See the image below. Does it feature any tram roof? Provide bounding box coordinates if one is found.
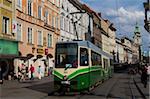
[57,40,113,59]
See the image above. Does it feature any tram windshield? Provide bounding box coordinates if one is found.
[55,43,78,68]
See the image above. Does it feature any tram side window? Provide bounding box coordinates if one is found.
[80,48,89,66]
[91,51,102,66]
[103,58,108,69]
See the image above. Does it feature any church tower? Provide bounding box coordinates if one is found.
[133,23,142,63]
[133,23,141,45]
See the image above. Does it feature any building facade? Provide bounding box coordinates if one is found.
[115,38,124,63]
[101,18,110,54]
[14,0,60,77]
[0,0,18,79]
[91,11,102,49]
[108,23,116,60]
[121,37,133,64]
[82,4,93,42]
[59,0,91,41]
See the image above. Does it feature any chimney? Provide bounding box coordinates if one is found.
[98,13,101,17]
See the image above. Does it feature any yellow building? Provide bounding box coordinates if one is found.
[0,0,18,79]
[0,0,13,39]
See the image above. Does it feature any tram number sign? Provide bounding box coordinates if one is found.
[61,81,70,85]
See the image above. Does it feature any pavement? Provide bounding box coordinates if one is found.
[0,73,149,99]
[133,74,150,99]
[0,75,54,99]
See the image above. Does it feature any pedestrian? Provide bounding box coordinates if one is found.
[38,66,41,80]
[21,64,26,81]
[48,58,54,75]
[141,66,148,88]
[147,64,150,75]
[18,66,21,81]
[0,65,3,84]
[30,64,34,80]
[25,66,28,78]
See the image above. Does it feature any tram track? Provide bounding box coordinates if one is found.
[129,75,136,99]
[133,77,147,99]
[128,75,146,99]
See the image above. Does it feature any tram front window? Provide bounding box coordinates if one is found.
[55,43,78,68]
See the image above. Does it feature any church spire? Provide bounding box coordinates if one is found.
[133,22,141,45]
[134,22,140,34]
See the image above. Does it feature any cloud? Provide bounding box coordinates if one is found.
[106,7,144,24]
[81,0,149,51]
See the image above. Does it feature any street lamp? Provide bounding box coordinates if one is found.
[144,0,150,33]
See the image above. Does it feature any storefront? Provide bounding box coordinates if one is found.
[0,39,18,79]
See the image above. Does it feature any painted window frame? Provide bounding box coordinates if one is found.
[17,0,22,10]
[44,10,49,24]
[27,27,33,44]
[17,23,22,41]
[2,16,10,34]
[27,0,32,16]
[38,5,42,19]
[37,30,43,46]
[47,33,52,48]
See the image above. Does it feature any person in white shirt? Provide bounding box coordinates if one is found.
[147,65,150,75]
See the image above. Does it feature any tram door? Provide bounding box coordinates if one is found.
[80,47,90,90]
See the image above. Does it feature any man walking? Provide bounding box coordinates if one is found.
[141,66,148,88]
[30,64,34,80]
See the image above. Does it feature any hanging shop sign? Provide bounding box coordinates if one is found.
[37,48,44,54]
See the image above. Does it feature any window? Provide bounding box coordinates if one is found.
[55,16,58,29]
[38,6,42,19]
[52,16,55,27]
[44,10,49,24]
[60,15,64,29]
[17,23,22,41]
[103,58,109,69]
[64,18,66,31]
[55,43,78,68]
[27,27,32,44]
[56,0,59,7]
[69,21,71,33]
[17,0,22,9]
[48,33,52,47]
[28,0,32,16]
[91,51,102,66]
[80,48,89,66]
[2,17,10,34]
[38,31,43,46]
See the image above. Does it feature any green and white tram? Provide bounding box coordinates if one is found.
[54,41,113,92]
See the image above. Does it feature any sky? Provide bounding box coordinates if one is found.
[81,0,150,52]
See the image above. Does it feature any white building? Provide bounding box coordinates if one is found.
[115,38,125,63]
[59,0,91,41]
